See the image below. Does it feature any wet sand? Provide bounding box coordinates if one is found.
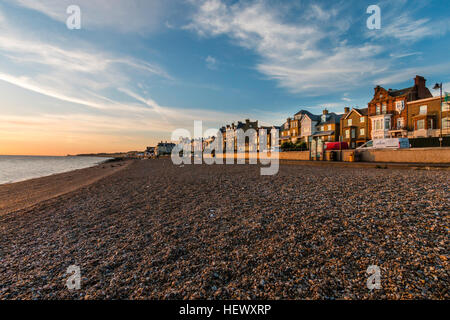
[0,160,131,215]
[0,159,448,300]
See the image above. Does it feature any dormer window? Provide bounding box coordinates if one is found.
[321,115,327,122]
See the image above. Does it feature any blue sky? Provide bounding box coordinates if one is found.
[0,0,449,155]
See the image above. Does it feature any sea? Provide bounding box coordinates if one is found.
[0,156,112,185]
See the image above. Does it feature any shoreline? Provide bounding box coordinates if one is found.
[0,160,131,216]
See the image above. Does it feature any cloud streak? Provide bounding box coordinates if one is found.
[186,0,449,95]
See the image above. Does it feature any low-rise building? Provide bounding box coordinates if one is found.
[145,146,155,157]
[407,96,450,138]
[312,109,342,143]
[298,110,321,148]
[221,119,259,152]
[340,107,370,148]
[156,142,175,156]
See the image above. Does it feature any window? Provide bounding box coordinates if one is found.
[376,105,381,115]
[417,119,425,130]
[321,126,324,131]
[397,118,404,129]
[348,119,353,126]
[442,117,450,129]
[328,125,332,131]
[345,129,350,138]
[382,103,387,114]
[373,120,380,130]
[360,117,365,123]
[322,115,327,122]
[419,105,427,115]
[351,129,356,139]
[360,128,365,136]
[443,103,450,112]
[385,119,390,130]
[395,101,405,113]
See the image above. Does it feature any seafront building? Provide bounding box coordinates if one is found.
[407,96,450,138]
[156,142,176,156]
[280,110,321,148]
[367,75,433,140]
[340,107,370,148]
[191,75,449,153]
[312,110,342,142]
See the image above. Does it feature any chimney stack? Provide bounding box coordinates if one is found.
[414,75,428,99]
[323,109,329,115]
[344,107,350,114]
[414,75,426,87]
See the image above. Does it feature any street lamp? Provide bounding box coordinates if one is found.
[433,83,443,148]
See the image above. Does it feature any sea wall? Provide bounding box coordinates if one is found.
[210,148,450,164]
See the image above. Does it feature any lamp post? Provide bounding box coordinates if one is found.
[433,83,443,148]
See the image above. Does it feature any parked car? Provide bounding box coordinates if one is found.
[357,138,410,150]
[324,142,349,150]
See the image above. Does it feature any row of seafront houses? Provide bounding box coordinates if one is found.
[148,75,449,156]
[279,75,449,150]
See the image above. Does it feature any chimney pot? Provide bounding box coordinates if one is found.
[323,109,329,115]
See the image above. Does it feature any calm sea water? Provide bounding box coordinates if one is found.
[0,156,112,185]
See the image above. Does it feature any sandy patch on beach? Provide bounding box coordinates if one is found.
[0,160,131,215]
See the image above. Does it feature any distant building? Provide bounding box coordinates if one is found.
[312,109,342,143]
[156,142,175,156]
[280,109,321,147]
[258,125,281,151]
[145,146,155,157]
[221,119,259,152]
[340,107,370,148]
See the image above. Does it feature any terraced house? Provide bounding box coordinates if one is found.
[312,110,342,143]
[368,75,433,139]
[280,111,302,144]
[407,96,450,138]
[299,110,321,148]
[340,107,370,148]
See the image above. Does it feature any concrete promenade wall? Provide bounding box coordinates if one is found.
[210,148,450,164]
[356,147,450,164]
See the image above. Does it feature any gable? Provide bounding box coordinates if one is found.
[344,109,363,119]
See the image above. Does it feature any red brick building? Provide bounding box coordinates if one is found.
[368,75,433,139]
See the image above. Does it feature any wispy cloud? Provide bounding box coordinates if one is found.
[205,55,218,70]
[7,0,182,34]
[186,0,387,94]
[186,0,450,95]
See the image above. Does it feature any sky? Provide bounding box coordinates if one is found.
[0,0,449,155]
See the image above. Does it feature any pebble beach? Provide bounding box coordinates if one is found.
[0,159,448,300]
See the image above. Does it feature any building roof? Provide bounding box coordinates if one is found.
[355,107,369,116]
[295,109,321,121]
[388,87,414,97]
[343,107,368,119]
[317,113,342,125]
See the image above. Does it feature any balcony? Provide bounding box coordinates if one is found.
[411,129,440,138]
